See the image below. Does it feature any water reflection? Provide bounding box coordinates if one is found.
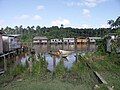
[20,44,96,71]
[33,44,96,53]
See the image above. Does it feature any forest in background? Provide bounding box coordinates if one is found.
[0,17,120,42]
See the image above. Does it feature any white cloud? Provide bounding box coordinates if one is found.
[33,15,42,20]
[100,23,110,28]
[0,19,5,28]
[65,2,81,7]
[37,5,44,11]
[82,9,91,18]
[83,0,107,7]
[80,24,93,28]
[51,18,70,26]
[0,19,5,25]
[14,14,30,19]
[75,23,110,29]
[14,14,42,21]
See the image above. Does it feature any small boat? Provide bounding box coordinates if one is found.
[59,50,73,57]
[49,51,61,57]
[49,50,73,58]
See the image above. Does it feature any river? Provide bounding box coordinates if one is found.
[31,44,97,71]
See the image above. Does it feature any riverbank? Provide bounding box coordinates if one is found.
[0,50,120,90]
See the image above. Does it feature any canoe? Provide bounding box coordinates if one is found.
[59,50,73,57]
[49,50,73,57]
[49,51,61,57]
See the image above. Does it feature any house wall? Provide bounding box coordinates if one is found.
[63,38,75,43]
[77,38,88,43]
[89,39,95,43]
[33,39,39,44]
[41,40,48,43]
[0,34,3,54]
[3,35,21,52]
[2,36,9,52]
[12,37,21,49]
[9,36,15,51]
[50,39,62,43]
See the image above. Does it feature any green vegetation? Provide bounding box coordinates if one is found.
[0,16,119,43]
[0,47,120,90]
[55,59,67,79]
[0,17,120,90]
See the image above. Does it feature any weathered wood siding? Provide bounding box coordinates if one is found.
[2,36,9,52]
[77,38,88,43]
[0,34,3,54]
[3,35,21,52]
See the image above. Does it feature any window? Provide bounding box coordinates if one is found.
[11,39,13,42]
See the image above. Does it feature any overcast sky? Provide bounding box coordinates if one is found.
[0,0,120,28]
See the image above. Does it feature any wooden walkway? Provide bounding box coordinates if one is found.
[85,61,114,90]
[0,51,17,72]
[94,71,108,84]
[0,51,16,58]
[0,68,4,74]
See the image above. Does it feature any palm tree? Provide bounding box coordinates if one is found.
[114,16,120,28]
[107,20,115,28]
[15,26,19,34]
[60,24,64,28]
[19,25,23,34]
[36,26,41,35]
[27,26,31,35]
[108,16,120,28]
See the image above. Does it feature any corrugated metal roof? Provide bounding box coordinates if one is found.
[3,34,21,37]
[63,38,74,40]
[88,37,101,39]
[33,36,48,40]
[8,34,21,37]
[0,30,4,34]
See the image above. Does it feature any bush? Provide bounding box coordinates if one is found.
[9,64,26,77]
[32,57,48,77]
[55,58,67,79]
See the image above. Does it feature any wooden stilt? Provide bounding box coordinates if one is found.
[75,38,78,62]
[3,56,7,71]
[52,55,56,79]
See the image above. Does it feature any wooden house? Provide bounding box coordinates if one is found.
[116,36,120,53]
[2,34,21,52]
[0,31,3,54]
[106,34,119,53]
[88,37,102,43]
[108,33,118,40]
[63,38,75,44]
[50,39,62,44]
[77,37,88,44]
[33,36,48,44]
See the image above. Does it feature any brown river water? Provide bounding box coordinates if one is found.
[2,44,96,71]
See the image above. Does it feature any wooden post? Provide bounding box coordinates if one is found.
[52,55,56,79]
[53,56,56,69]
[75,38,78,62]
[3,56,7,71]
[47,40,50,52]
[62,43,63,50]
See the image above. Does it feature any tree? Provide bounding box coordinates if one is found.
[114,16,120,28]
[36,26,41,35]
[60,24,64,28]
[107,20,115,28]
[15,26,19,34]
[19,25,23,34]
[108,16,120,28]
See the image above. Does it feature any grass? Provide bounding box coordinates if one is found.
[0,78,94,90]
[84,51,120,90]
[0,51,120,90]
